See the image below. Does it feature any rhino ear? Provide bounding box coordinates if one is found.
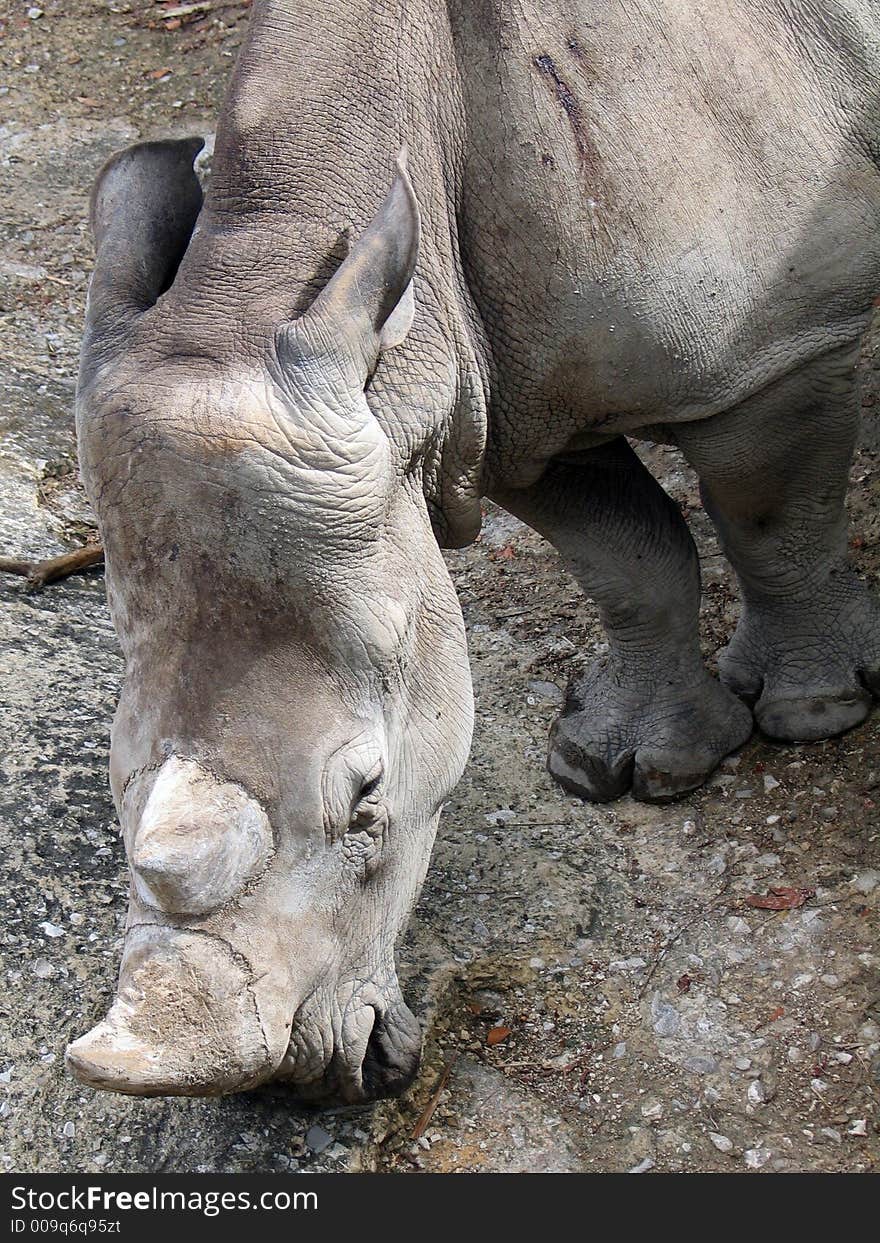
[80,137,204,385]
[280,151,420,384]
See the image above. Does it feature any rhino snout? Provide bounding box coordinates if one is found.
[127,757,273,916]
[66,923,422,1102]
[71,756,427,1102]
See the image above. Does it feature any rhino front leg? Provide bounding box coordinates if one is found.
[492,438,753,802]
[677,343,880,742]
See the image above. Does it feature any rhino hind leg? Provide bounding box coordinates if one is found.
[678,342,880,743]
[492,439,753,803]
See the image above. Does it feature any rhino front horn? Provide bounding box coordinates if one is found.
[126,756,273,917]
[66,925,285,1095]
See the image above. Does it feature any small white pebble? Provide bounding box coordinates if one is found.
[709,1132,734,1153]
[744,1147,771,1169]
[485,808,517,826]
[747,1080,766,1105]
[850,869,879,895]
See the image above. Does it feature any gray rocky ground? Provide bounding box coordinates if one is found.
[1,1,878,1173]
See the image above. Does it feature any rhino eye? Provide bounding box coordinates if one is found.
[357,768,383,804]
[322,738,386,841]
[349,766,384,824]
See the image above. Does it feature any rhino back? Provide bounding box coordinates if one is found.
[449,0,880,476]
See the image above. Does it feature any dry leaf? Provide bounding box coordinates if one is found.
[146,67,173,80]
[745,885,814,911]
[487,1025,512,1046]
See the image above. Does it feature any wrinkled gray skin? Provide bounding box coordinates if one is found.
[68,0,880,1101]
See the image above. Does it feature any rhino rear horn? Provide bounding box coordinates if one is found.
[80,137,205,385]
[278,150,420,383]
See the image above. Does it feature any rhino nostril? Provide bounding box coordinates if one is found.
[360,1002,422,1100]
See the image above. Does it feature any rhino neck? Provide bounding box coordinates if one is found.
[207,0,461,224]
[154,0,487,547]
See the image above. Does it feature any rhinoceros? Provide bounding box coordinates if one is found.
[66,0,880,1101]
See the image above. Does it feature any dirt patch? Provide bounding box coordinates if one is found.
[0,2,878,1173]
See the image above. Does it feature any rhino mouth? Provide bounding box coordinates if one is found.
[279,986,423,1104]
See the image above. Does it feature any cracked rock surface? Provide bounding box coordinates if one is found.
[1,2,878,1173]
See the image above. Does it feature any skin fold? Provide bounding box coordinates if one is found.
[68,0,880,1099]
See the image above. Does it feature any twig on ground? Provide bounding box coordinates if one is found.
[411,1058,457,1140]
[0,544,104,590]
[157,2,214,18]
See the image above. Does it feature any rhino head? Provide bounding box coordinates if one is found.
[65,139,474,1101]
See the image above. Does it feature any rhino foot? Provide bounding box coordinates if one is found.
[548,658,753,803]
[719,578,880,743]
